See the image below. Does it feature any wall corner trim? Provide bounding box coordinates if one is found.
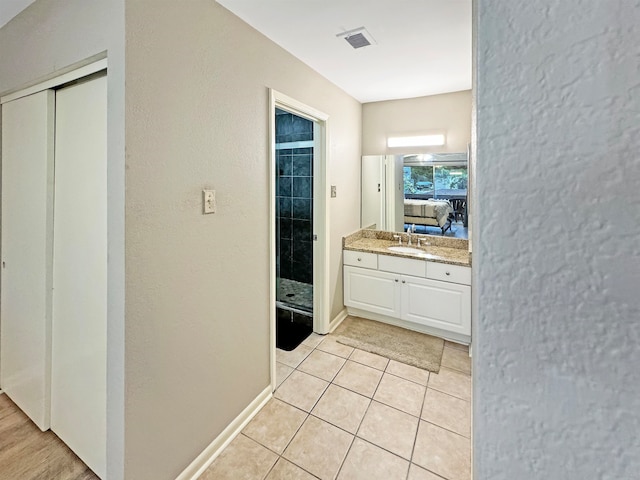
[329,308,349,333]
[174,386,272,480]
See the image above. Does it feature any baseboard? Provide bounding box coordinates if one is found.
[175,386,272,480]
[329,308,348,333]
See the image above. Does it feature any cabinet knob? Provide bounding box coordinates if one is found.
[446,271,451,276]
[394,279,399,283]
[357,257,361,261]
[402,280,406,284]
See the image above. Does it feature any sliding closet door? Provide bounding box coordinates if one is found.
[51,74,107,478]
[0,91,55,431]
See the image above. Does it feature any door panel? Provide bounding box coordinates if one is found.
[51,75,107,478]
[0,90,55,431]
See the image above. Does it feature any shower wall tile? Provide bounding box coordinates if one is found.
[293,177,311,199]
[279,197,292,218]
[278,176,292,197]
[293,220,312,243]
[280,218,293,240]
[293,199,311,221]
[292,152,312,176]
[276,112,314,284]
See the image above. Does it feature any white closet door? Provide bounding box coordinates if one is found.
[1,90,55,431]
[51,74,107,479]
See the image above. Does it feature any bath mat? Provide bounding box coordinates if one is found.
[332,316,444,373]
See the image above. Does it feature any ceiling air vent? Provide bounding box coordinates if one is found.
[336,27,376,49]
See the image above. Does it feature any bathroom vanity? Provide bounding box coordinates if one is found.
[343,230,471,344]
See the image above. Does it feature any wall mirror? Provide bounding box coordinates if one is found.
[361,152,469,238]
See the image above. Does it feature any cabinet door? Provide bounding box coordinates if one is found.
[344,266,400,317]
[401,276,471,335]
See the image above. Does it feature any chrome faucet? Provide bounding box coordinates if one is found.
[406,226,413,245]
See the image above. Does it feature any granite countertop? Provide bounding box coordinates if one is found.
[343,229,471,267]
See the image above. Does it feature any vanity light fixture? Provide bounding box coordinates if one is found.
[387,134,446,148]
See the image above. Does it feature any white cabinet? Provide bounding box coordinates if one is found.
[401,276,470,336]
[343,252,471,341]
[344,266,400,317]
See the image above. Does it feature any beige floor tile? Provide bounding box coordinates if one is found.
[407,463,443,480]
[302,333,325,349]
[349,349,389,371]
[298,350,346,382]
[317,337,354,358]
[386,360,430,386]
[276,362,294,388]
[333,360,383,398]
[441,347,471,375]
[283,416,353,480]
[242,399,307,454]
[311,384,370,434]
[275,371,329,412]
[373,373,426,417]
[337,438,409,480]
[421,389,470,438]
[266,458,317,480]
[444,340,469,353]
[277,345,313,368]
[413,422,471,480]
[200,434,277,480]
[428,367,471,401]
[357,401,418,460]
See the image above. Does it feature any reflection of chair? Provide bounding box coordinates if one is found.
[450,199,467,223]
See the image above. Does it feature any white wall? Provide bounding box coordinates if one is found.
[474,1,640,479]
[124,1,361,478]
[0,1,126,478]
[362,90,471,155]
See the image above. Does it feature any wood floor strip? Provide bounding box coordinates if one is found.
[0,394,98,480]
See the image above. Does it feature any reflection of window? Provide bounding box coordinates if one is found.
[403,155,468,198]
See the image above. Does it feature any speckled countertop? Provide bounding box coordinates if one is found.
[343,229,471,267]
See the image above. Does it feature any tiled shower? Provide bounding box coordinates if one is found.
[275,108,314,350]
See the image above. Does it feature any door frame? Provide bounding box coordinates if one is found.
[269,89,330,392]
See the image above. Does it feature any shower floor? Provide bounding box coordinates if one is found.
[277,278,313,313]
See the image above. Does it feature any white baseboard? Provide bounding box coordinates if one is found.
[175,386,272,480]
[329,308,348,333]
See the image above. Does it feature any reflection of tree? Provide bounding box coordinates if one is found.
[435,166,467,190]
[404,165,467,194]
[403,166,433,193]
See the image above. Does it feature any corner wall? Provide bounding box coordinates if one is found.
[474,1,640,478]
[362,90,471,155]
[124,1,361,478]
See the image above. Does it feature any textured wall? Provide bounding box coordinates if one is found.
[124,1,361,478]
[474,1,640,479]
[362,90,472,155]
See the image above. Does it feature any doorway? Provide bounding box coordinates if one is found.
[274,107,315,350]
[269,90,329,388]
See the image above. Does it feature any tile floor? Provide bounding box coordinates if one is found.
[201,332,472,480]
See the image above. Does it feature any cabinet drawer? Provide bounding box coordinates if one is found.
[378,254,426,277]
[344,250,378,269]
[426,262,471,285]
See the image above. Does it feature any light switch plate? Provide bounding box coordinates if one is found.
[203,189,216,214]
[331,185,337,198]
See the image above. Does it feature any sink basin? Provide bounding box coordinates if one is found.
[387,246,425,254]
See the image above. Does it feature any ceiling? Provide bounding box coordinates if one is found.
[0,1,472,103]
[0,0,36,28]
[217,0,472,103]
